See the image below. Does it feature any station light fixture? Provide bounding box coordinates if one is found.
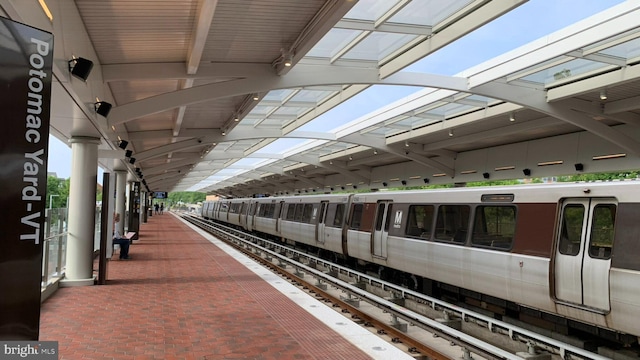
[95,101,112,117]
[68,56,93,81]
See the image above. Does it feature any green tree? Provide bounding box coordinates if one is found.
[46,175,70,209]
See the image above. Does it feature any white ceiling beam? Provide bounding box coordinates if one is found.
[187,0,217,74]
[107,66,466,126]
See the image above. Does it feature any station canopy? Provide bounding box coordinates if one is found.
[48,0,640,196]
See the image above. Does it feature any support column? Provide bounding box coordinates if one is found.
[115,170,127,234]
[61,136,100,287]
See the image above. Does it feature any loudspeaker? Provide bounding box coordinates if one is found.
[574,163,584,171]
[483,172,490,179]
[69,57,93,81]
[523,168,531,176]
[95,101,112,117]
[125,150,133,158]
[118,140,128,150]
[129,157,136,164]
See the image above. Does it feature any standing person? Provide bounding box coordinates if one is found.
[160,203,164,214]
[154,203,159,214]
[112,213,131,260]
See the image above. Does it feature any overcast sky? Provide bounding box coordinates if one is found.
[46,0,625,181]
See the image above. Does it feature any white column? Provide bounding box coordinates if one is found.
[115,170,127,234]
[61,136,100,286]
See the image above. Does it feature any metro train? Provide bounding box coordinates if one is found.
[202,182,640,345]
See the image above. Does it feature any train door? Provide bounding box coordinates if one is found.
[239,202,247,227]
[276,201,285,233]
[247,202,255,232]
[554,198,616,311]
[372,201,393,259]
[316,201,328,244]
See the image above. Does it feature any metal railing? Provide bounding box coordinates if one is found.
[41,208,68,288]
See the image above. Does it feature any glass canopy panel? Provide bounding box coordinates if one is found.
[389,0,474,26]
[521,57,606,84]
[438,102,475,117]
[597,37,640,60]
[341,32,419,61]
[584,28,640,59]
[344,0,399,21]
[404,115,442,128]
[306,28,364,58]
[249,105,278,115]
[272,106,305,117]
[291,89,334,103]
[257,138,308,155]
[263,89,297,102]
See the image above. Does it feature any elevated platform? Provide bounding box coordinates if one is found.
[39,212,412,359]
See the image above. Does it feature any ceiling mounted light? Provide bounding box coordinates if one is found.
[95,101,112,117]
[448,129,453,137]
[68,56,93,81]
[234,113,239,122]
[253,94,259,101]
[284,53,293,67]
[405,140,410,147]
[373,149,378,155]
[600,89,608,100]
[509,112,515,122]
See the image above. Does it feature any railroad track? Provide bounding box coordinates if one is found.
[183,214,614,360]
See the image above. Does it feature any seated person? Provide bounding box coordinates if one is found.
[113,213,131,260]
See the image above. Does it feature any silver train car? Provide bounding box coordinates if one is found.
[203,182,640,344]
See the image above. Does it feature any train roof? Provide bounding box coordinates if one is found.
[208,180,640,204]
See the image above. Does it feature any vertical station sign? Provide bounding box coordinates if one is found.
[0,17,53,340]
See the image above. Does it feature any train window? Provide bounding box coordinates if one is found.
[588,204,616,259]
[558,204,584,256]
[285,204,295,220]
[350,204,364,229]
[302,204,314,223]
[330,204,345,227]
[267,204,275,218]
[384,204,394,232]
[434,205,470,243]
[405,205,434,239]
[294,204,304,222]
[375,203,386,231]
[471,206,516,250]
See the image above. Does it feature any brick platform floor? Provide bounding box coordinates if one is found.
[39,212,374,360]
